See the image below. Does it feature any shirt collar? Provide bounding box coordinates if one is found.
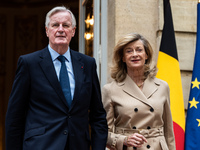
[48,44,71,62]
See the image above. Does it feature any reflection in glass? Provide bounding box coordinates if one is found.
[84,0,93,57]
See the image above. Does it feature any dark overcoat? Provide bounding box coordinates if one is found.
[6,47,108,150]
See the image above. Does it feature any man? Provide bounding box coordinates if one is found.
[5,6,108,150]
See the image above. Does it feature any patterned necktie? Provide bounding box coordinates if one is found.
[57,55,72,107]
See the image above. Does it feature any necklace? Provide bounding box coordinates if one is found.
[137,82,144,88]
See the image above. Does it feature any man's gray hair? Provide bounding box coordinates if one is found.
[45,6,76,28]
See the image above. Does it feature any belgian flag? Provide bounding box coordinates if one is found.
[156,0,185,149]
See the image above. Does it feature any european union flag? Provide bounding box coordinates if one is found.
[185,2,200,150]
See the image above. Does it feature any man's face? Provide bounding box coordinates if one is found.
[45,11,76,49]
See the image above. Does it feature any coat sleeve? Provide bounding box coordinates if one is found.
[89,58,108,150]
[5,56,30,150]
[163,83,176,150]
[102,84,126,150]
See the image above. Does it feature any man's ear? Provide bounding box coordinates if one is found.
[72,27,76,37]
[45,27,49,37]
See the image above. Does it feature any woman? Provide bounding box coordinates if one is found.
[102,33,176,150]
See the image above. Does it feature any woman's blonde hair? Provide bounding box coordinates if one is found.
[111,33,157,82]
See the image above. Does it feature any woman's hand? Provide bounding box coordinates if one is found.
[123,133,147,148]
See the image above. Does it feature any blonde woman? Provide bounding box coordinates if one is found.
[102,33,175,150]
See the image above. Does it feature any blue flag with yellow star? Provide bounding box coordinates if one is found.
[185,2,200,150]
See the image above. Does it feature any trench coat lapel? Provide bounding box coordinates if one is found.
[121,75,147,103]
[39,47,69,107]
[120,75,158,107]
[142,77,160,99]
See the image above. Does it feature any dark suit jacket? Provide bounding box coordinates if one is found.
[5,47,108,150]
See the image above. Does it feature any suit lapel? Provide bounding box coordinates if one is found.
[70,50,84,109]
[39,47,69,107]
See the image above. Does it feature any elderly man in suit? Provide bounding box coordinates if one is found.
[5,6,108,150]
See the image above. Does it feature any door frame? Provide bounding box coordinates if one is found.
[79,0,108,87]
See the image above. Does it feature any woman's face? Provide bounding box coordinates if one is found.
[122,40,148,71]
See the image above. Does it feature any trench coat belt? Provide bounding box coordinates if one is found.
[115,127,164,138]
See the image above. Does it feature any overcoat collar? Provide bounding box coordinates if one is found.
[118,75,160,107]
[38,47,84,110]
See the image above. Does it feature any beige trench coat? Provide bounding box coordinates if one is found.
[102,75,176,150]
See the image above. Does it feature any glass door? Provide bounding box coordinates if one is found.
[79,0,108,87]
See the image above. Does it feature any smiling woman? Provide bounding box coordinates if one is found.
[102,33,176,150]
[123,40,148,75]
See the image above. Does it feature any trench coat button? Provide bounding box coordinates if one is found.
[132,126,136,129]
[147,126,151,129]
[150,108,154,112]
[147,145,151,149]
[63,130,68,135]
[134,108,138,112]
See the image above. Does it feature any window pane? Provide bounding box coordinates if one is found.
[84,0,93,57]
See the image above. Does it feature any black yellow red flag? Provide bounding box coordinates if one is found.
[156,0,185,149]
